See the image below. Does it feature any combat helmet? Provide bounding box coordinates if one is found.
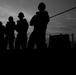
[18,12,25,18]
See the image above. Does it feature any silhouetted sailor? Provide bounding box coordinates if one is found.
[0,21,5,50]
[28,2,50,49]
[15,12,28,50]
[5,16,15,50]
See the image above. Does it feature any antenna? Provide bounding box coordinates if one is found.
[50,7,76,18]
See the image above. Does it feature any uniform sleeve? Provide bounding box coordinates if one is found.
[24,19,29,31]
[45,11,50,23]
[14,22,16,30]
[2,25,5,34]
[5,22,8,34]
[30,15,37,26]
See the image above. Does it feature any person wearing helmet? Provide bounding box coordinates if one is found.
[5,16,15,50]
[15,12,28,50]
[28,2,50,49]
[0,21,5,50]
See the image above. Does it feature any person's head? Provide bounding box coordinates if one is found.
[38,2,46,12]
[18,12,25,20]
[0,21,3,27]
[8,16,14,22]
[0,21,2,25]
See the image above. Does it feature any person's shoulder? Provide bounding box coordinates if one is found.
[12,21,15,24]
[23,18,27,21]
[17,20,20,24]
[23,19,28,25]
[17,20,19,22]
[6,22,9,25]
[1,25,5,28]
[23,18,28,23]
[24,18,27,20]
[6,22,9,28]
[32,15,37,20]
[36,12,40,15]
[44,11,49,15]
[13,21,15,23]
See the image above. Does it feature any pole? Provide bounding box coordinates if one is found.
[50,7,76,18]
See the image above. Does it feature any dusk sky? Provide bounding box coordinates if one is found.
[0,0,76,39]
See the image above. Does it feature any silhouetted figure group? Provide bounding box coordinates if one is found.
[0,2,50,51]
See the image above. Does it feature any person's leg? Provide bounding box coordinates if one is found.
[0,37,4,50]
[15,37,20,50]
[28,38,35,50]
[9,38,14,50]
[37,36,46,49]
[4,36,8,50]
[21,37,27,50]
[27,35,36,50]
